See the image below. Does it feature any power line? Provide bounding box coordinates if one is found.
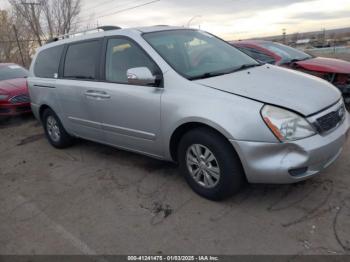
[79,0,128,14]
[75,0,160,25]
[81,0,144,18]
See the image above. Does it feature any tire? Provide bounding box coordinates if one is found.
[178,127,245,201]
[42,108,74,148]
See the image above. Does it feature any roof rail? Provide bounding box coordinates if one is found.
[46,25,122,44]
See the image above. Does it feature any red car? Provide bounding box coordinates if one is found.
[0,63,31,117]
[230,40,350,106]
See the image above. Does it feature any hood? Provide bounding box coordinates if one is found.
[195,65,341,116]
[295,57,350,74]
[0,78,28,97]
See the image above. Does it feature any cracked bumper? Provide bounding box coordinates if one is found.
[230,113,350,184]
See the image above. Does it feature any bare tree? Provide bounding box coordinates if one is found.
[9,0,81,46]
[0,9,35,67]
[9,0,43,46]
[42,0,81,38]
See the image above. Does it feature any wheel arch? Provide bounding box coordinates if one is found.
[168,120,237,162]
[39,104,52,122]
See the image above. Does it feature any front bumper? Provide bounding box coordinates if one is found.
[0,102,32,116]
[231,112,350,184]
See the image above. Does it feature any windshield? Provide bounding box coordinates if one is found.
[0,65,29,81]
[143,30,259,80]
[260,42,312,63]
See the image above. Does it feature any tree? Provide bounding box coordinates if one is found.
[9,0,81,46]
[0,9,35,67]
[42,0,81,39]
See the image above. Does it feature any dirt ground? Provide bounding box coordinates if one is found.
[0,115,350,255]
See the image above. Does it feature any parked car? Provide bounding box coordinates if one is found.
[28,26,349,200]
[231,40,350,107]
[0,63,31,117]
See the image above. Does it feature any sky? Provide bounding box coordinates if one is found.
[1,0,350,40]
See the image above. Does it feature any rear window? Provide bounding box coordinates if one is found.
[34,45,64,78]
[63,40,100,80]
[0,65,29,81]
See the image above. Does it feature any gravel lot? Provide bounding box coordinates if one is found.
[0,116,350,255]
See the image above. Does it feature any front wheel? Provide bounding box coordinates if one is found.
[42,108,74,148]
[178,127,245,200]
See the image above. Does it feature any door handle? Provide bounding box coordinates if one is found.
[85,90,111,99]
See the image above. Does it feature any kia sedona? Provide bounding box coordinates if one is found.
[28,26,350,200]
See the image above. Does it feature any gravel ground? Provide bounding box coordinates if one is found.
[0,116,350,255]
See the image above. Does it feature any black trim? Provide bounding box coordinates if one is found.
[100,35,163,88]
[58,44,67,78]
[33,84,55,89]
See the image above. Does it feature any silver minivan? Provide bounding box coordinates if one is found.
[28,26,350,200]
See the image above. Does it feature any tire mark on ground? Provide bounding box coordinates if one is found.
[282,180,334,227]
[333,199,350,252]
[17,133,45,146]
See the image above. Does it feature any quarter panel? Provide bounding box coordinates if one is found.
[27,77,61,120]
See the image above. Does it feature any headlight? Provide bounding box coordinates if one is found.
[261,105,316,141]
[0,95,8,101]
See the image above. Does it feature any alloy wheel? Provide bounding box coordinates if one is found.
[186,144,221,188]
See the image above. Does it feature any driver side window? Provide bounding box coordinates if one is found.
[105,38,158,84]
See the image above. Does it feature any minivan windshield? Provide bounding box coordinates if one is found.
[260,42,312,64]
[143,30,260,80]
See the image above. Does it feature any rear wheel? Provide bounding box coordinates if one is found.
[178,127,245,200]
[42,108,74,148]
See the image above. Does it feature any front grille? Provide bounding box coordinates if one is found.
[315,105,346,133]
[10,94,30,104]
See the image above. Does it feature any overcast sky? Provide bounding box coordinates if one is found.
[1,0,350,39]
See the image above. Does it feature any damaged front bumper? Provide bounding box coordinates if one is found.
[230,107,350,184]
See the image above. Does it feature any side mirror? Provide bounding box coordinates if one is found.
[127,67,159,86]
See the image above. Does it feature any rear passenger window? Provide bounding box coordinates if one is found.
[64,41,100,80]
[34,45,64,78]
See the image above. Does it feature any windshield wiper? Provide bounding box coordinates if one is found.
[189,63,261,80]
[231,63,261,72]
[189,71,228,80]
[288,57,311,63]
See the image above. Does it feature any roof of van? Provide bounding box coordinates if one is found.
[40,25,188,49]
[134,25,185,33]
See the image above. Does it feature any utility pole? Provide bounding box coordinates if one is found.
[282,28,286,44]
[322,28,326,47]
[12,25,25,67]
[21,1,42,46]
